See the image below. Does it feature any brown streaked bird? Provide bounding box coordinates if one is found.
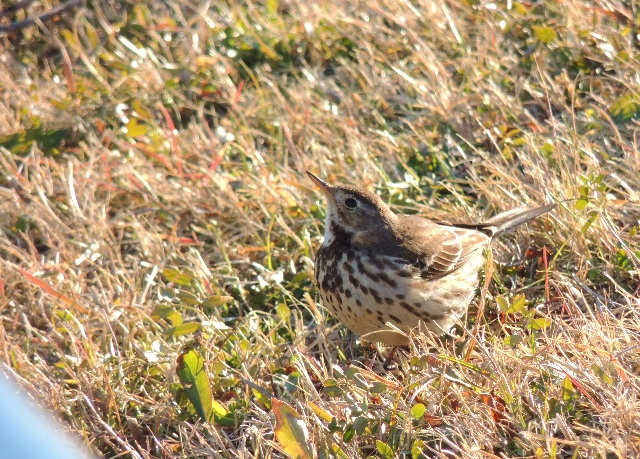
[307,171,556,346]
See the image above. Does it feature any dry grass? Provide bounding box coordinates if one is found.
[1,0,639,457]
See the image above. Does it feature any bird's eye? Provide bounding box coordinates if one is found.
[344,197,358,209]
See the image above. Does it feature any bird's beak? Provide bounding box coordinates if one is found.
[306,171,334,199]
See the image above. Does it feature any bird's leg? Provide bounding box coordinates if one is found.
[382,346,399,370]
[347,330,358,361]
[362,343,376,369]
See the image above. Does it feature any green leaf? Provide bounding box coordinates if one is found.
[370,382,388,394]
[284,372,301,394]
[266,0,279,15]
[352,416,368,434]
[503,334,522,347]
[276,303,291,323]
[200,295,234,307]
[511,3,527,15]
[162,269,194,286]
[124,118,149,137]
[323,379,344,397]
[151,304,182,326]
[176,349,213,423]
[376,440,394,459]
[84,22,100,49]
[609,93,640,123]
[55,310,74,321]
[510,294,526,313]
[581,212,598,234]
[591,364,614,386]
[345,367,359,380]
[131,99,152,120]
[61,28,79,48]
[533,26,557,44]
[578,185,590,198]
[527,317,552,330]
[272,398,313,459]
[353,374,371,391]
[410,403,426,420]
[211,399,228,417]
[496,296,509,312]
[561,376,575,402]
[412,439,428,459]
[331,444,349,459]
[51,98,73,110]
[342,425,355,442]
[0,127,71,156]
[251,386,272,410]
[575,198,589,210]
[164,322,202,337]
[178,290,201,305]
[308,401,333,422]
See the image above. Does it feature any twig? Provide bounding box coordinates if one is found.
[0,0,36,20]
[0,0,83,34]
[80,394,144,459]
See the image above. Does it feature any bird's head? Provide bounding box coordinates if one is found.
[307,172,396,246]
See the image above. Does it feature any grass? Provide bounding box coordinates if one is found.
[1,0,639,457]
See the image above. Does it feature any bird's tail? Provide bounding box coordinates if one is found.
[451,203,557,237]
[483,203,557,237]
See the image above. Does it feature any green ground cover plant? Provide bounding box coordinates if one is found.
[0,0,638,457]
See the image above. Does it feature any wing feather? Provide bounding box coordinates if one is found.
[379,216,490,280]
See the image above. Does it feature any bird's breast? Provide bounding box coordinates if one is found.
[314,247,485,342]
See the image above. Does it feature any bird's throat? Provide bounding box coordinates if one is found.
[322,215,335,245]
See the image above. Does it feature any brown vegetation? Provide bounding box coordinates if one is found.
[1,0,639,457]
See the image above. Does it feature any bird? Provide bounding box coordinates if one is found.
[307,171,556,346]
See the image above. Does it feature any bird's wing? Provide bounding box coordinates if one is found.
[389,216,490,280]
